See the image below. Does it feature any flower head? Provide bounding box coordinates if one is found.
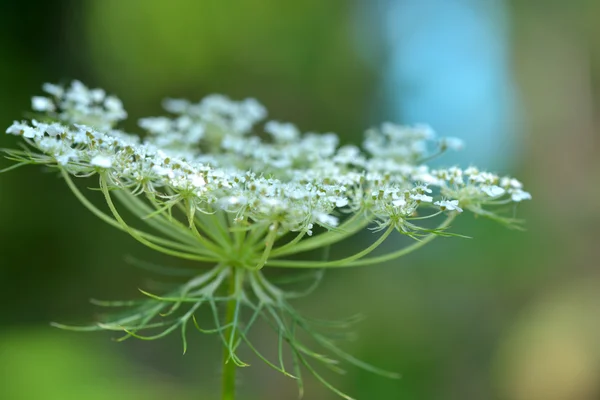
[434,199,463,213]
[2,81,531,399]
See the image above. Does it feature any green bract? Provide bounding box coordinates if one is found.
[2,81,531,399]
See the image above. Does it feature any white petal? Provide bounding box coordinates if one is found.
[90,155,113,168]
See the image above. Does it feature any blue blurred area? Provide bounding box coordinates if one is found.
[381,0,517,168]
[1,1,600,400]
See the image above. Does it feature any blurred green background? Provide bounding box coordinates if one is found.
[1,1,599,399]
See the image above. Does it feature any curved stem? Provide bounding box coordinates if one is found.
[267,230,306,256]
[99,174,218,262]
[62,170,215,259]
[270,212,371,258]
[115,190,221,256]
[251,222,279,270]
[346,214,456,267]
[265,224,394,268]
[267,215,456,268]
[128,191,200,244]
[222,268,238,400]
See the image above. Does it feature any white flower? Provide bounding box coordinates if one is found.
[306,223,314,236]
[392,198,406,207]
[410,193,433,203]
[104,96,127,119]
[42,83,64,97]
[414,183,432,193]
[510,189,532,202]
[190,174,206,188]
[4,81,531,236]
[90,88,106,102]
[6,121,30,136]
[481,185,505,197]
[1,80,535,400]
[465,166,479,176]
[434,199,463,213]
[90,155,113,168]
[32,96,55,112]
[314,212,338,227]
[265,121,300,142]
[45,123,63,136]
[139,117,172,134]
[334,198,349,207]
[22,126,38,138]
[55,150,78,165]
[500,177,523,189]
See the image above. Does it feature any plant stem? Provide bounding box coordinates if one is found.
[264,214,456,268]
[222,268,237,400]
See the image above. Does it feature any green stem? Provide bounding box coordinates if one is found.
[266,215,456,268]
[270,212,370,258]
[265,224,394,268]
[345,214,456,267]
[62,170,216,260]
[99,174,217,262]
[252,222,279,270]
[222,268,238,400]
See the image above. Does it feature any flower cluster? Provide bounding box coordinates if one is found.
[6,81,529,239]
[3,81,530,399]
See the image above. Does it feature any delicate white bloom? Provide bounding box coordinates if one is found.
[65,80,92,104]
[414,183,432,193]
[265,121,300,142]
[2,81,533,400]
[90,155,113,168]
[392,198,406,208]
[55,152,77,165]
[22,126,38,138]
[162,98,189,113]
[510,189,532,202]
[314,212,338,227]
[481,185,505,197]
[333,145,363,165]
[364,123,436,163]
[464,166,479,176]
[45,123,63,136]
[4,81,530,236]
[241,98,267,122]
[104,96,127,120]
[139,117,172,134]
[90,88,106,103]
[6,121,31,136]
[334,197,349,207]
[500,177,523,189]
[410,193,433,203]
[434,199,463,213]
[42,83,64,97]
[190,174,206,188]
[32,96,55,112]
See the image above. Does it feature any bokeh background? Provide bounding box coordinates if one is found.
[1,1,599,399]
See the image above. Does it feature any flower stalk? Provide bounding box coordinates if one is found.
[222,268,240,400]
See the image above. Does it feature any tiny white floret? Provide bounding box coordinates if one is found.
[410,193,433,203]
[481,185,505,197]
[510,189,532,202]
[90,155,113,168]
[32,96,55,112]
[434,199,463,213]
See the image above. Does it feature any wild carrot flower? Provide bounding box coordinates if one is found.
[2,81,530,399]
